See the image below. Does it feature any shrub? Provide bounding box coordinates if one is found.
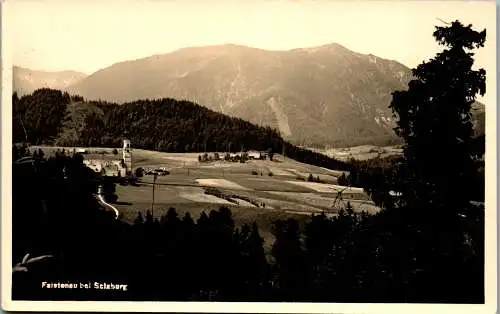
[135,167,144,178]
[337,173,348,186]
[104,194,118,203]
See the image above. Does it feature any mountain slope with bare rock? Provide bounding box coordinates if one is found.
[66,44,484,147]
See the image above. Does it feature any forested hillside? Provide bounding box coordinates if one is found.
[13,88,349,171]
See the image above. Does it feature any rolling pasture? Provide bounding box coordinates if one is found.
[123,149,379,250]
[313,145,403,161]
[32,146,381,250]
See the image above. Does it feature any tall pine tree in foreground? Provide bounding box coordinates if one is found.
[388,20,486,302]
[390,20,486,212]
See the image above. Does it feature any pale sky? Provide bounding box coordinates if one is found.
[6,0,497,107]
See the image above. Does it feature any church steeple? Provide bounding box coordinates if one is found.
[123,139,132,174]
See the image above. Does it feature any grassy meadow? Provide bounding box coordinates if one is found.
[32,146,380,251]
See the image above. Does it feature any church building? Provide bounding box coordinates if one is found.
[82,139,133,177]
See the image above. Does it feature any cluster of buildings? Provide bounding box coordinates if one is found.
[80,140,272,177]
[82,139,133,177]
[199,150,269,162]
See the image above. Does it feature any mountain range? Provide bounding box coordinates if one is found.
[13,43,485,147]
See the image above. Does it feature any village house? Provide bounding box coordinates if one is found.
[247,150,261,159]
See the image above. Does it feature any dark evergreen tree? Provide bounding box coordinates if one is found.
[386,20,486,302]
[390,20,486,212]
[337,172,348,186]
[305,213,333,267]
[134,211,144,225]
[134,167,144,177]
[267,148,274,161]
[271,219,308,301]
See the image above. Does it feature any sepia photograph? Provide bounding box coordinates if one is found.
[1,0,497,312]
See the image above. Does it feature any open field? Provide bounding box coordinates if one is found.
[310,145,403,161]
[32,146,381,251]
[195,178,251,190]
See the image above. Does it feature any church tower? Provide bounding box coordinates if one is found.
[123,139,132,174]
